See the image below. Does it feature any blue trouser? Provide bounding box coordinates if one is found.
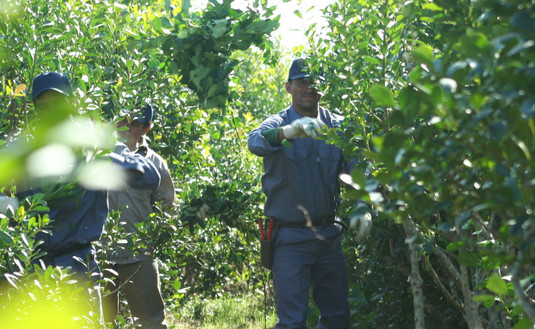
[36,244,101,278]
[272,224,350,329]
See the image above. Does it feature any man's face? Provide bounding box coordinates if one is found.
[115,118,148,143]
[33,90,70,112]
[285,78,322,116]
[33,90,75,124]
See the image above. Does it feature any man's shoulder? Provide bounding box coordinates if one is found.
[258,107,291,126]
[145,147,162,160]
[114,141,129,154]
[145,147,170,168]
[266,108,290,120]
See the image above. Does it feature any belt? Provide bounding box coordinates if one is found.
[277,215,336,229]
[39,242,92,261]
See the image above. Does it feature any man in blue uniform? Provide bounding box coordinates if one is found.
[248,58,351,328]
[16,72,161,277]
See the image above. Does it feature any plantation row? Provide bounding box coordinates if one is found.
[1,0,535,328]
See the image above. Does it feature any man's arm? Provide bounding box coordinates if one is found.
[110,142,160,190]
[248,113,287,157]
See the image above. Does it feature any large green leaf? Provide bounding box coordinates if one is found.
[369,84,396,108]
[486,273,509,296]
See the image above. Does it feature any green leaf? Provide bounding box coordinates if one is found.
[457,250,480,266]
[513,319,534,329]
[486,273,508,295]
[422,3,443,11]
[470,92,488,110]
[447,241,469,254]
[370,85,396,108]
[455,29,491,58]
[472,294,495,303]
[32,206,50,212]
[412,43,434,65]
[0,230,13,247]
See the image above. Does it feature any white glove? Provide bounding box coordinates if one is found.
[0,196,19,215]
[196,203,211,220]
[351,211,372,240]
[350,203,373,240]
[282,117,325,139]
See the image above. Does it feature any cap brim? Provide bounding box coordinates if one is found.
[290,73,311,80]
[32,87,71,99]
[132,117,150,124]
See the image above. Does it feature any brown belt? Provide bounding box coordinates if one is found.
[277,215,335,229]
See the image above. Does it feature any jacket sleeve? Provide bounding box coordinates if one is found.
[110,142,161,190]
[248,112,286,157]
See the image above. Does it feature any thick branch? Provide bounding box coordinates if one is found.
[403,220,425,329]
[512,256,535,323]
[433,245,463,290]
[456,221,484,329]
[423,255,464,313]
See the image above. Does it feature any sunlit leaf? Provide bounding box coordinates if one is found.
[26,144,76,178]
[370,85,396,108]
[77,159,127,190]
[486,273,509,295]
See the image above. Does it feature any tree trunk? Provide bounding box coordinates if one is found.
[402,219,425,329]
[512,253,535,324]
[455,221,484,329]
[459,264,484,329]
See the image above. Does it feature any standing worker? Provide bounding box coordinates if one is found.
[248,58,351,328]
[19,72,161,277]
[5,72,161,325]
[104,103,175,329]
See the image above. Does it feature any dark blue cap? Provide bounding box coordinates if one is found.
[32,72,73,100]
[288,58,310,81]
[132,104,153,125]
[288,58,325,83]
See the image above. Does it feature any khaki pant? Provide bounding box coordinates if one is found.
[103,258,167,329]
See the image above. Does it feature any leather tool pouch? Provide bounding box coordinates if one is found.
[260,238,274,270]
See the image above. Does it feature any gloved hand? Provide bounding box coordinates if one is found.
[350,202,373,240]
[282,117,325,139]
[0,195,19,216]
[196,203,211,220]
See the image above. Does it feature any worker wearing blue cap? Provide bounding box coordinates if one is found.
[248,58,352,328]
[15,72,161,276]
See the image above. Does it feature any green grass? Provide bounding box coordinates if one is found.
[168,294,278,329]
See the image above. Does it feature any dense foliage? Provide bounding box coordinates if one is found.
[0,0,279,327]
[312,0,535,328]
[1,0,535,328]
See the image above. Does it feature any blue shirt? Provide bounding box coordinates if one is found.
[17,142,161,253]
[248,105,348,222]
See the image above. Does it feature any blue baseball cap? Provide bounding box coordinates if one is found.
[288,58,310,81]
[132,103,153,125]
[288,58,325,83]
[32,72,73,100]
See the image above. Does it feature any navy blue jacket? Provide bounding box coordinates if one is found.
[17,142,161,254]
[248,105,349,222]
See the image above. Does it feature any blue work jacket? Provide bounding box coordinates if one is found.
[248,105,349,222]
[17,142,161,254]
